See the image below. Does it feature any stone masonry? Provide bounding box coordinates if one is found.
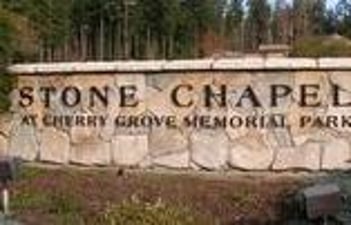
[2,58,351,171]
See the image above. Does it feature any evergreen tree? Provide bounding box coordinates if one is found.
[0,7,35,111]
[245,0,271,50]
[225,0,244,51]
[337,0,351,38]
[272,0,293,44]
[292,0,310,41]
[310,0,327,35]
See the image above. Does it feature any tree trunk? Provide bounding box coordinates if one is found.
[99,15,104,60]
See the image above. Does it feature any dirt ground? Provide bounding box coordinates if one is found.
[9,166,310,225]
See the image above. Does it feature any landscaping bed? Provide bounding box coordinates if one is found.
[10,166,306,225]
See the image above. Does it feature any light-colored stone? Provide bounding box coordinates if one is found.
[163,59,213,70]
[117,74,146,115]
[0,135,8,156]
[99,115,116,142]
[70,112,101,144]
[8,61,166,74]
[146,87,174,116]
[0,114,12,136]
[149,128,188,156]
[322,137,350,170]
[326,106,351,133]
[8,58,351,74]
[191,130,228,170]
[39,128,69,163]
[153,151,189,169]
[252,72,294,112]
[329,71,351,90]
[70,141,111,165]
[264,58,317,70]
[266,128,294,149]
[146,74,178,91]
[273,142,321,170]
[229,133,274,170]
[72,75,115,112]
[318,58,351,70]
[112,135,149,166]
[71,125,99,144]
[8,61,351,171]
[213,58,265,70]
[9,124,38,161]
[115,60,165,72]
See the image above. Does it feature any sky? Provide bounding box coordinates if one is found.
[326,0,339,9]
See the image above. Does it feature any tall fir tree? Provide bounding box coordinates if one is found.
[225,0,244,51]
[337,0,351,38]
[245,0,271,50]
[272,0,293,44]
[310,0,327,35]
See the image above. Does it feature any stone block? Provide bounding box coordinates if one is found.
[318,58,351,70]
[146,73,178,91]
[70,141,110,166]
[273,142,321,170]
[163,59,213,71]
[116,74,146,115]
[149,128,188,156]
[0,135,7,156]
[153,151,189,169]
[39,128,70,164]
[71,125,99,144]
[213,58,265,70]
[8,124,38,161]
[190,129,228,170]
[329,71,351,90]
[116,60,165,72]
[0,114,12,136]
[264,58,317,70]
[229,132,274,170]
[8,61,165,74]
[112,135,149,166]
[321,137,350,170]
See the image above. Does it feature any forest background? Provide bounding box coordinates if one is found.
[0,0,351,111]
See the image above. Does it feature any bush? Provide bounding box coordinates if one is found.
[99,197,200,225]
[0,71,16,113]
[0,9,22,113]
[292,36,351,57]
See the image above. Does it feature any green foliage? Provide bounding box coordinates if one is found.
[99,198,199,225]
[0,9,14,64]
[309,0,327,35]
[245,0,271,49]
[1,0,351,61]
[225,0,243,49]
[0,8,23,113]
[337,0,351,39]
[13,189,84,225]
[0,73,15,113]
[12,191,51,210]
[292,36,351,57]
[18,166,46,180]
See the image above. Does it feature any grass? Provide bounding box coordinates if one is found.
[12,186,84,225]
[12,188,201,225]
[98,197,202,225]
[9,166,303,225]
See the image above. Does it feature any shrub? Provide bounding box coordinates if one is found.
[0,71,16,113]
[292,36,351,57]
[0,9,22,113]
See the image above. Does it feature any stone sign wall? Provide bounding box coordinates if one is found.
[2,58,351,171]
